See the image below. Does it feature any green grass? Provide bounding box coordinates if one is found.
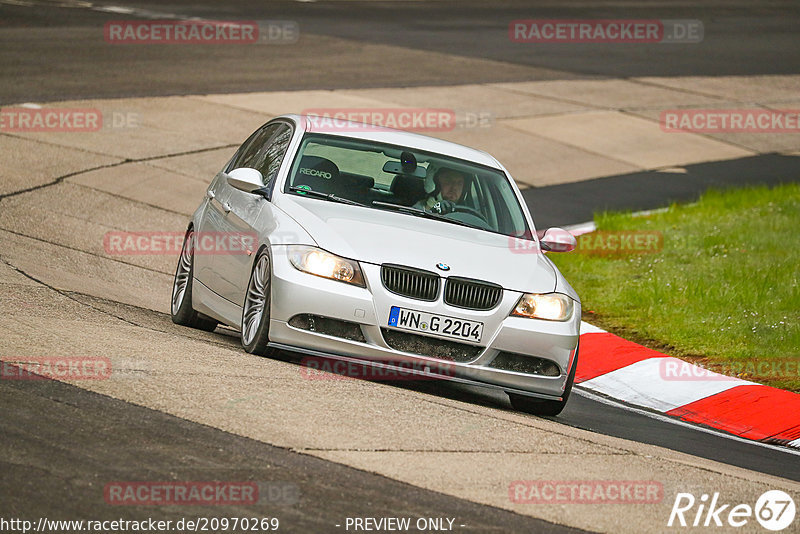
[549,183,800,391]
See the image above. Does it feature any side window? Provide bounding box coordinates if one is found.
[227,125,277,172]
[250,123,293,185]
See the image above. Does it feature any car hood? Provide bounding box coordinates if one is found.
[276,195,557,294]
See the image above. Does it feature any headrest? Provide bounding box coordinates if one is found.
[338,172,375,191]
[296,156,340,182]
[390,174,426,206]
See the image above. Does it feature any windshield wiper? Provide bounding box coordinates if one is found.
[371,201,475,229]
[289,186,364,206]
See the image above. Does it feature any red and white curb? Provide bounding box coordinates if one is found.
[575,322,800,450]
[561,222,799,450]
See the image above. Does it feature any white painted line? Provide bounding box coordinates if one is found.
[655,167,688,174]
[580,321,606,334]
[575,387,800,457]
[789,438,800,449]
[566,204,670,234]
[631,206,670,217]
[564,221,596,236]
[579,357,753,412]
[94,5,135,13]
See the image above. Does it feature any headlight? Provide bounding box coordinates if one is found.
[511,293,574,321]
[288,246,365,287]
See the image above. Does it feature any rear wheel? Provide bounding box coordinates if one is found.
[171,229,218,332]
[507,344,579,416]
[241,251,277,356]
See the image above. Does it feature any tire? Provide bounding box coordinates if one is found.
[241,250,277,356]
[507,343,579,417]
[170,229,219,332]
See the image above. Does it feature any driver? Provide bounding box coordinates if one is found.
[414,167,467,214]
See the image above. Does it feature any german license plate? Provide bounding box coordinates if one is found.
[388,306,483,343]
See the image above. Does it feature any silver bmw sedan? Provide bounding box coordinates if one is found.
[171,114,581,415]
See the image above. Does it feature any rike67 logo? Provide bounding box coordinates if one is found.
[668,490,796,531]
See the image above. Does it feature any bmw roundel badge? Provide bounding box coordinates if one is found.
[436,262,450,271]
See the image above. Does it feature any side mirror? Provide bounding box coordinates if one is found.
[226,168,265,194]
[540,227,577,253]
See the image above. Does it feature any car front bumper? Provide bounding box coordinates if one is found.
[269,247,580,400]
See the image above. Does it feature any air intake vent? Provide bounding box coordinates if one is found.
[381,329,483,362]
[444,277,502,310]
[288,314,366,343]
[381,264,439,301]
[489,352,561,376]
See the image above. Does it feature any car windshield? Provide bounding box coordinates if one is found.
[283,134,531,238]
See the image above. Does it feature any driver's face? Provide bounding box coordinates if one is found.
[439,171,465,202]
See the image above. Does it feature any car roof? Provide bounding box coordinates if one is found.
[277,114,504,170]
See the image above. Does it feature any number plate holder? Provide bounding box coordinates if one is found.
[387,306,484,343]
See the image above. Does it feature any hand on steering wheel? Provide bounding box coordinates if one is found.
[431,199,456,214]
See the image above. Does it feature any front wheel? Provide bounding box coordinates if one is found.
[171,229,218,332]
[507,343,579,416]
[241,251,277,356]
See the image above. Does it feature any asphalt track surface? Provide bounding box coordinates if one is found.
[2,0,800,530]
[0,368,585,534]
[527,153,800,228]
[2,0,800,103]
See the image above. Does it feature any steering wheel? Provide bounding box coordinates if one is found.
[450,205,488,222]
